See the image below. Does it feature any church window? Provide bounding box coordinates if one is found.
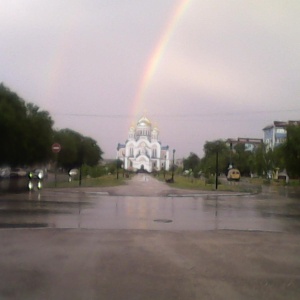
[152,148,157,158]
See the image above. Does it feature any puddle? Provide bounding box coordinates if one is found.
[0,223,49,228]
[153,219,173,223]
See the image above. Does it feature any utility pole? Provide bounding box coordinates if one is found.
[215,149,219,190]
[171,149,176,181]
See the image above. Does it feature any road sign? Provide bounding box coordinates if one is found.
[52,143,61,153]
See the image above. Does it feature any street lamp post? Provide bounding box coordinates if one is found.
[79,141,84,187]
[215,148,219,190]
[116,144,119,180]
[116,159,119,179]
[171,149,176,181]
[79,165,82,186]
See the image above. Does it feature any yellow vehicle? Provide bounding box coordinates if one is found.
[227,168,241,181]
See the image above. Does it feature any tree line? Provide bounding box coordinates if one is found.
[0,83,103,169]
[183,127,300,179]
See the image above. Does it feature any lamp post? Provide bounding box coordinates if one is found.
[116,159,119,179]
[171,149,176,181]
[116,144,120,180]
[79,165,82,186]
[215,147,219,190]
[79,140,84,187]
[163,155,166,179]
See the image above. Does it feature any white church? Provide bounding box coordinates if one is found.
[117,116,170,172]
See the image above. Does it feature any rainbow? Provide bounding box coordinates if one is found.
[45,12,78,108]
[132,0,192,119]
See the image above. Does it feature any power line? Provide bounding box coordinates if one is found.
[52,108,300,119]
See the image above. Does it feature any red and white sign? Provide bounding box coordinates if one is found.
[52,143,61,153]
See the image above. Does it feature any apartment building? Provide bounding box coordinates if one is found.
[263,120,300,150]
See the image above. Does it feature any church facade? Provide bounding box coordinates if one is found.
[117,116,170,172]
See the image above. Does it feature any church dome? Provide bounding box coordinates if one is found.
[129,123,135,131]
[152,123,159,132]
[137,116,151,127]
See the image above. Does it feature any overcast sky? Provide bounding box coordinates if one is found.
[1,0,300,159]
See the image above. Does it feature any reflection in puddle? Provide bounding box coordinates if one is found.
[0,190,299,232]
[0,223,49,228]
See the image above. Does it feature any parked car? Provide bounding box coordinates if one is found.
[69,169,79,176]
[28,169,47,180]
[0,167,11,178]
[10,168,27,178]
[33,169,45,179]
[227,168,241,181]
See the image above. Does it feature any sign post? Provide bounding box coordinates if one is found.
[52,143,61,187]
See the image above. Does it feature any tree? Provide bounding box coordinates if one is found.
[232,143,252,176]
[272,143,286,172]
[0,84,27,166]
[200,140,230,176]
[0,83,104,169]
[80,137,103,166]
[25,103,54,164]
[285,124,300,178]
[53,129,79,169]
[253,144,273,177]
[183,152,201,173]
[0,83,53,166]
[53,129,103,170]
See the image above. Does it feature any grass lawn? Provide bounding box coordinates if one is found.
[161,174,262,193]
[45,174,127,188]
[164,175,300,193]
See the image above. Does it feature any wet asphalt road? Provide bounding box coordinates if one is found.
[0,174,299,232]
[0,174,300,299]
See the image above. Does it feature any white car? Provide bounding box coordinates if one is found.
[69,169,79,176]
[10,168,27,177]
[0,167,11,178]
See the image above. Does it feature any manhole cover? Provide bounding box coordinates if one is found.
[153,219,173,223]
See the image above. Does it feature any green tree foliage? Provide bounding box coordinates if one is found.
[53,129,79,168]
[0,83,53,166]
[253,144,273,177]
[0,84,26,166]
[106,161,117,175]
[53,129,103,170]
[81,164,107,178]
[183,152,201,173]
[285,125,300,178]
[25,103,54,164]
[0,83,104,168]
[231,144,252,176]
[200,140,230,176]
[105,159,122,175]
[272,144,286,171]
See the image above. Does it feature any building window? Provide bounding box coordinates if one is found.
[276,138,286,144]
[152,148,157,158]
[276,128,286,134]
